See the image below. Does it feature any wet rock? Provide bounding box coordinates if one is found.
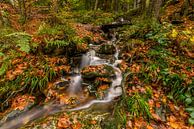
[97,43,116,54]
[44,42,88,56]
[81,64,115,79]
[87,78,112,96]
[55,79,69,90]
[0,101,34,125]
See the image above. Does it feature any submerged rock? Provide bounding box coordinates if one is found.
[81,64,115,79]
[0,95,35,125]
[97,43,116,54]
[54,79,69,90]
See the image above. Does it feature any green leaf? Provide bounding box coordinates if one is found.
[185,93,191,98]
[185,98,192,104]
[190,112,194,118]
[0,52,4,56]
[17,43,30,53]
[0,63,8,76]
[186,107,194,112]
[188,118,194,125]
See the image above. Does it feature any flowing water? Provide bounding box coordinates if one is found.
[0,33,123,129]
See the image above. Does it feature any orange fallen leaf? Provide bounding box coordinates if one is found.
[98,85,109,91]
[72,122,82,129]
[152,113,162,121]
[169,122,179,129]
[147,125,153,129]
[57,115,71,129]
[169,115,176,122]
[91,120,97,125]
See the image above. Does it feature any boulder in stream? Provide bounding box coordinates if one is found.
[97,43,116,54]
[81,64,115,79]
[0,95,35,125]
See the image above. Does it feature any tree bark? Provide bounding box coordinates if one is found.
[114,0,119,13]
[153,0,163,19]
[94,0,98,10]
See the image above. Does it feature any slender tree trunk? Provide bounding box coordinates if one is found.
[146,0,155,17]
[153,0,163,19]
[114,0,119,13]
[94,0,98,10]
[182,0,190,16]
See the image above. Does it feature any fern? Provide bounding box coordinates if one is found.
[0,57,10,76]
[0,62,8,76]
[46,39,70,48]
[16,36,31,53]
[126,92,152,120]
[0,32,31,53]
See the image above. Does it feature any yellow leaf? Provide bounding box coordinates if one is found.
[169,122,179,129]
[183,29,192,35]
[147,125,153,129]
[190,36,194,43]
[171,29,178,38]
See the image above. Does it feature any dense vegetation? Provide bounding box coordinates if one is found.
[0,0,194,128]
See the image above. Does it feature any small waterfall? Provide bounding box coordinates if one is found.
[89,50,107,65]
[67,74,82,95]
[80,53,90,69]
[106,66,122,99]
[114,47,119,60]
[90,57,106,65]
[69,47,123,111]
[69,65,123,111]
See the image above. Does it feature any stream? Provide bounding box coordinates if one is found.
[0,30,123,129]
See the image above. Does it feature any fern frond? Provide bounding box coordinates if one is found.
[4,32,31,37]
[16,35,31,53]
[0,32,32,53]
[0,59,10,76]
[46,39,69,48]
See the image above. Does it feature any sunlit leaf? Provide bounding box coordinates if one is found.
[171,29,178,38]
[190,36,194,43]
[0,52,4,56]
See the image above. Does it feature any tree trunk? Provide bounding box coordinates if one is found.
[134,0,141,9]
[114,0,119,13]
[94,0,98,10]
[153,0,163,19]
[182,0,190,16]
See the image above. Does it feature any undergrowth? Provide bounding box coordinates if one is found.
[118,17,194,125]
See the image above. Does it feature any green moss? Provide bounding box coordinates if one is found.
[97,43,116,54]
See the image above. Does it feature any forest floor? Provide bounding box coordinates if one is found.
[0,1,194,129]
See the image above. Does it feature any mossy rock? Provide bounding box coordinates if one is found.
[97,43,116,54]
[81,64,115,79]
[0,97,35,124]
